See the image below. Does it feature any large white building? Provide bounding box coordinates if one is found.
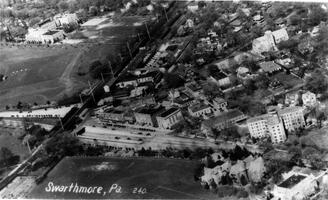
[247,106,305,143]
[25,28,64,44]
[54,13,79,27]
[252,28,289,54]
[270,169,323,200]
[247,113,286,144]
[277,106,305,132]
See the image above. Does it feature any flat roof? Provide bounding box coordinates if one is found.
[159,107,179,118]
[278,174,306,188]
[189,103,210,113]
[211,70,228,80]
[43,30,59,35]
[136,106,164,115]
[203,109,244,127]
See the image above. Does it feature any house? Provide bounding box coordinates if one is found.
[188,102,212,118]
[247,113,286,143]
[115,71,161,88]
[302,91,317,108]
[298,38,314,55]
[134,105,164,127]
[173,91,195,108]
[187,3,199,12]
[25,28,64,44]
[211,97,228,113]
[285,91,300,106]
[252,28,289,54]
[156,107,183,129]
[259,61,282,74]
[185,81,203,98]
[201,109,246,136]
[209,70,231,87]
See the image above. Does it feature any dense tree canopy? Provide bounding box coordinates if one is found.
[304,69,328,94]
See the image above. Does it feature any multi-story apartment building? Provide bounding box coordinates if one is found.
[277,106,305,132]
[247,106,305,143]
[247,113,286,143]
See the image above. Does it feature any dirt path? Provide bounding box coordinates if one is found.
[59,48,85,95]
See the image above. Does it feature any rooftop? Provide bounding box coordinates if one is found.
[203,109,244,127]
[136,105,164,115]
[259,61,281,73]
[277,106,303,115]
[211,70,228,80]
[43,30,59,35]
[159,107,179,118]
[278,174,306,188]
[189,103,211,113]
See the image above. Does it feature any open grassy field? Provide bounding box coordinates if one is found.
[28,157,217,199]
[0,45,88,107]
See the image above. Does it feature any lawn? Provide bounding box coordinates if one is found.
[270,72,304,89]
[28,157,217,199]
[0,45,83,107]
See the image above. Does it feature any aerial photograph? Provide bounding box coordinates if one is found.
[0,0,328,199]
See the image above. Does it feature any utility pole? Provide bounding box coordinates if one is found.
[88,81,96,103]
[26,139,32,154]
[58,117,64,130]
[126,42,132,59]
[144,22,151,40]
[79,94,83,105]
[101,72,104,83]
[108,61,114,77]
[137,33,141,42]
[163,7,168,22]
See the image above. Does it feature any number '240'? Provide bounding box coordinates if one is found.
[132,187,147,194]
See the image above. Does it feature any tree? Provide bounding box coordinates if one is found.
[277,39,299,51]
[57,1,69,11]
[202,82,223,99]
[255,75,270,90]
[305,69,328,94]
[308,6,328,26]
[0,147,19,167]
[44,133,82,159]
[243,60,260,73]
[163,73,185,89]
[220,126,240,141]
[10,26,27,38]
[289,14,302,26]
[89,60,111,80]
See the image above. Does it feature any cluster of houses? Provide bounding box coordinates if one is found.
[201,153,266,187]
